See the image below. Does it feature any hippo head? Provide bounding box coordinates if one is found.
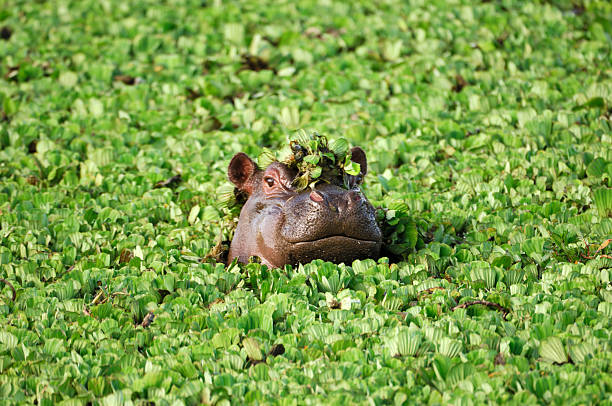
[227,147,382,268]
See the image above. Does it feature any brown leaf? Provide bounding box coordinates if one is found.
[328,298,341,309]
[596,239,611,253]
[207,298,224,308]
[240,54,274,72]
[141,311,155,328]
[26,175,39,186]
[119,249,134,264]
[114,74,136,85]
[154,174,182,189]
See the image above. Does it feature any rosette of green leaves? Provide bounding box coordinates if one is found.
[377,199,419,257]
[283,130,359,191]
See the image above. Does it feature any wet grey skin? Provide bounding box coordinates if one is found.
[226,147,382,268]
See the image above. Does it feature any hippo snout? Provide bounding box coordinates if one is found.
[281,184,382,244]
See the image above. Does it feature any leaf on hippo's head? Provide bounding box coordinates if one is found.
[283,130,359,191]
[344,160,361,176]
[293,172,310,191]
[329,137,349,157]
[257,148,277,168]
[292,128,313,149]
[303,154,320,165]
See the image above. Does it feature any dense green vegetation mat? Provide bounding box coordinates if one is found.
[1,0,612,404]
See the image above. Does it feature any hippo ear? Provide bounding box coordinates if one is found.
[350,146,368,177]
[228,153,258,194]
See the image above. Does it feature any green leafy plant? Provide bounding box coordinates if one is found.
[282,130,361,191]
[1,0,612,404]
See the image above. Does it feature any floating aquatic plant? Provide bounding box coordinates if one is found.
[263,129,361,192]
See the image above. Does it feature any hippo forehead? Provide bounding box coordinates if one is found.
[256,161,346,199]
[261,162,297,185]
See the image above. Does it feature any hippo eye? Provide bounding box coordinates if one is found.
[264,177,275,187]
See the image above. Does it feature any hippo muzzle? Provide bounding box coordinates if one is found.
[226,148,382,268]
[280,184,381,265]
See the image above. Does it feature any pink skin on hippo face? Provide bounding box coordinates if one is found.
[227,147,382,268]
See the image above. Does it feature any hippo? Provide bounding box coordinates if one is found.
[227,147,382,268]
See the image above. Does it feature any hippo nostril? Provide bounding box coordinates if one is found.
[310,190,324,203]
